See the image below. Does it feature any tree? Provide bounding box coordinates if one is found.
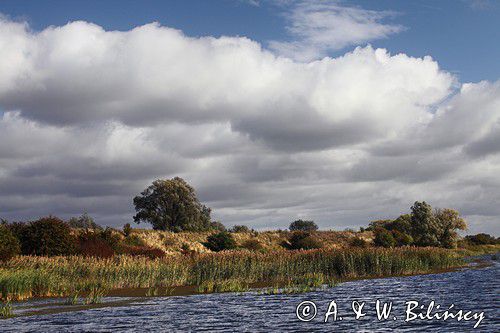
[123,223,132,237]
[230,225,251,233]
[133,177,212,232]
[204,231,237,252]
[68,213,102,230]
[388,214,413,235]
[392,230,413,246]
[0,224,21,261]
[289,219,318,232]
[367,219,393,231]
[410,201,441,246]
[434,208,467,248]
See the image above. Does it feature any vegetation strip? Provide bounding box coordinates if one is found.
[0,247,464,303]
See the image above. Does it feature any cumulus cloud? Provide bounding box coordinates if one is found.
[268,0,405,61]
[0,16,498,235]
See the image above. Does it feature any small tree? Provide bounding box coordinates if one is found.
[210,221,227,232]
[0,224,21,261]
[123,223,132,237]
[230,225,251,233]
[289,219,318,232]
[204,231,237,252]
[67,213,102,230]
[133,177,212,232]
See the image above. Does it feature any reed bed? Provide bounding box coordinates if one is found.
[0,247,462,301]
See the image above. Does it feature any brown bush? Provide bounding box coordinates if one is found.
[349,237,368,248]
[78,233,115,258]
[119,245,165,259]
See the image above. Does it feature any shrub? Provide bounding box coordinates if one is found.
[241,239,263,251]
[287,231,323,250]
[392,230,413,246]
[78,232,115,258]
[123,223,132,237]
[373,228,396,248]
[464,233,498,245]
[230,225,251,233]
[22,216,76,256]
[289,220,318,232]
[0,225,21,261]
[349,237,368,248]
[204,232,237,252]
[210,221,227,232]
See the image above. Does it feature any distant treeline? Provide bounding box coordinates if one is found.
[0,176,498,262]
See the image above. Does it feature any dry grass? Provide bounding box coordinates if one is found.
[124,229,374,253]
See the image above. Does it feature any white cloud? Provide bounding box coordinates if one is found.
[268,0,405,61]
[0,16,498,235]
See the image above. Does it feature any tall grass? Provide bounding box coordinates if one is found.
[0,247,461,301]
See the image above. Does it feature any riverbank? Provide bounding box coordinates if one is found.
[0,246,466,303]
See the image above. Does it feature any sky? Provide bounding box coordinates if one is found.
[0,0,499,234]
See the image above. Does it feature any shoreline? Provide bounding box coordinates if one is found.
[6,254,496,319]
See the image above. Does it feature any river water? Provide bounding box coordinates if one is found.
[3,255,499,332]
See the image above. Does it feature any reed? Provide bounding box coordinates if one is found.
[0,247,462,301]
[0,300,13,318]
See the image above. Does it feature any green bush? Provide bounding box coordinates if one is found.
[374,228,396,248]
[392,230,413,246]
[287,231,323,250]
[349,237,368,248]
[22,216,76,256]
[289,220,318,232]
[230,225,251,233]
[204,232,237,252]
[0,225,21,261]
[241,239,263,251]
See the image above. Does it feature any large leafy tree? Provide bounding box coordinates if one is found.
[434,208,467,248]
[410,201,441,246]
[410,201,467,248]
[133,177,212,232]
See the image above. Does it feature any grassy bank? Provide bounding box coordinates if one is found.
[0,247,462,301]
